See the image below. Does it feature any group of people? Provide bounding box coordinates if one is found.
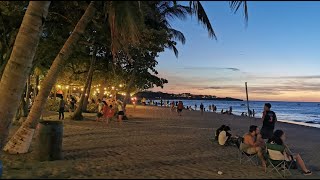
[196,103,217,114]
[216,103,312,176]
[58,95,77,120]
[170,101,184,116]
[241,109,255,117]
[96,99,124,125]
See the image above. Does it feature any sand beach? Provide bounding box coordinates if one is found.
[1,105,319,179]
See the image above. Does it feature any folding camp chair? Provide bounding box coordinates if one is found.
[266,143,293,178]
[238,137,258,165]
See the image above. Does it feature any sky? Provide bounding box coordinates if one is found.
[151,1,320,102]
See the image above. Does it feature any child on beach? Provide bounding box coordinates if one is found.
[170,101,175,112]
[96,99,104,121]
[102,101,109,123]
[106,105,115,125]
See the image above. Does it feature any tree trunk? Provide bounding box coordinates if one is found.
[35,74,40,96]
[23,75,31,117]
[0,1,51,151]
[3,2,96,154]
[72,46,97,120]
[82,74,93,112]
[13,92,26,125]
[123,70,136,113]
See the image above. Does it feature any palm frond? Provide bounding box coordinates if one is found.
[166,41,179,58]
[161,5,191,21]
[169,28,186,45]
[229,1,248,23]
[190,1,216,40]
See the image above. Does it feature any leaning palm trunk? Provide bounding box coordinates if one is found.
[72,46,97,120]
[35,74,40,96]
[24,75,31,117]
[123,69,137,112]
[0,1,51,151]
[3,1,97,154]
[82,74,93,112]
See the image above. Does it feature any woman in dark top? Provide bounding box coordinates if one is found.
[268,130,312,175]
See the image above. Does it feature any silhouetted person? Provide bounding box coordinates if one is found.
[59,96,65,120]
[261,103,277,139]
[200,103,204,115]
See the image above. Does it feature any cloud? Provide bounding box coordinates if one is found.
[182,66,240,71]
[278,75,320,79]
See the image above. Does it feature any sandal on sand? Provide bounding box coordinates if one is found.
[303,171,312,176]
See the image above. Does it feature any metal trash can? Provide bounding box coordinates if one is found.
[38,121,63,161]
[0,160,2,178]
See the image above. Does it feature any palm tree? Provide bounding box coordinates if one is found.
[3,1,97,154]
[0,1,51,151]
[72,45,97,120]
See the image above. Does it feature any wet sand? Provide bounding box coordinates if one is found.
[1,105,319,179]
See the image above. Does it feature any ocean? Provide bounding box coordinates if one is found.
[151,100,320,129]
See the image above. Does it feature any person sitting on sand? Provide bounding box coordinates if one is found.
[218,126,232,146]
[215,125,226,141]
[268,130,312,175]
[240,125,266,169]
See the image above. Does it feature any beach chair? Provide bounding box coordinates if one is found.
[238,137,258,165]
[266,143,292,178]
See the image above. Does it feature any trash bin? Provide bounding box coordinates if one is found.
[0,160,2,178]
[38,121,63,161]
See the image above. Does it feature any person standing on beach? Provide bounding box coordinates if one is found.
[253,109,255,117]
[200,103,204,115]
[58,96,65,120]
[195,104,197,110]
[177,101,184,116]
[261,103,277,140]
[170,101,175,112]
[209,105,212,112]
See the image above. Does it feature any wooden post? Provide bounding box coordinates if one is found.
[245,82,250,124]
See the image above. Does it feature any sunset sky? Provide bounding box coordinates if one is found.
[152,1,320,102]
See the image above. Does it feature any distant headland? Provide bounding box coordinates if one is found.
[134,91,243,101]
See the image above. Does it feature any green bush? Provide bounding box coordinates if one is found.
[87,103,98,113]
[45,98,60,112]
